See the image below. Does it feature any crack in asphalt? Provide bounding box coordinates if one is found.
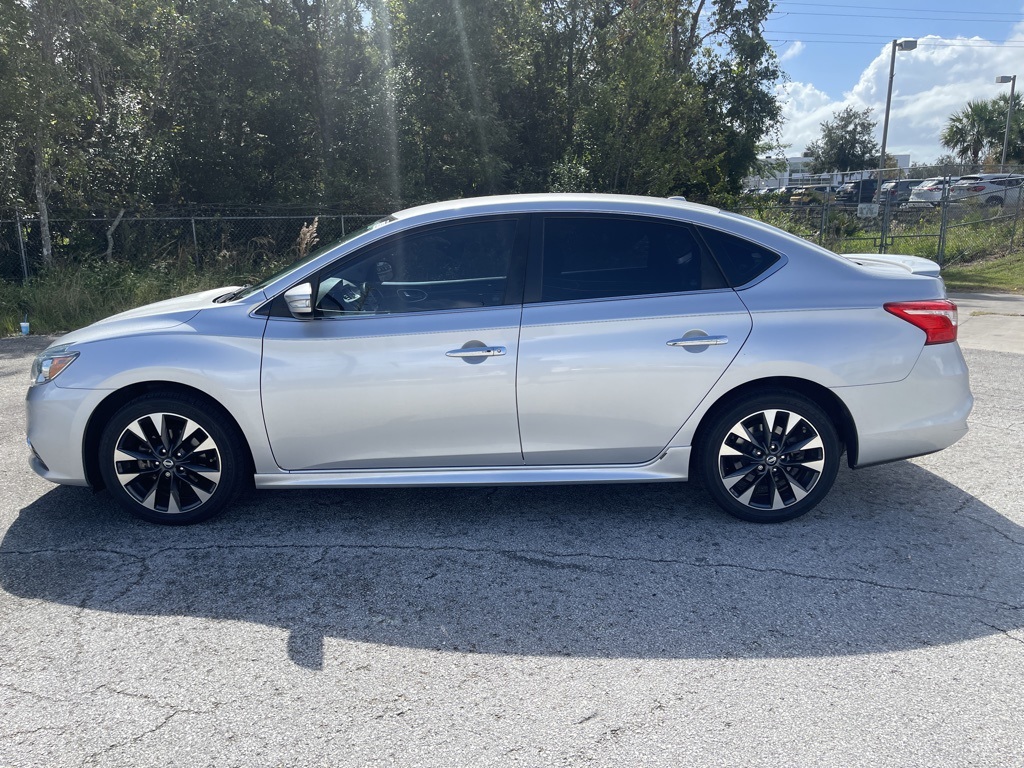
[3,541,1022,611]
[0,681,67,704]
[82,702,221,766]
[958,513,1024,546]
[979,622,1024,647]
[1,725,66,739]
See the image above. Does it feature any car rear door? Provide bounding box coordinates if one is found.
[515,213,754,465]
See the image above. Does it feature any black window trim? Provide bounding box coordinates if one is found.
[263,213,531,320]
[523,212,730,305]
[691,223,785,289]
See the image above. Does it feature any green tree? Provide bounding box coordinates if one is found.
[567,0,781,198]
[0,2,34,211]
[0,0,785,241]
[2,0,175,260]
[907,154,964,179]
[805,106,879,174]
[941,99,1001,166]
[379,0,514,203]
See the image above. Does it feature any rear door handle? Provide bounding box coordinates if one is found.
[667,335,729,347]
[445,346,507,358]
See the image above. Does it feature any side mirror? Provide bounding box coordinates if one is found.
[284,283,314,319]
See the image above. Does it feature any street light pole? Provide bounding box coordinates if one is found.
[997,74,1017,172]
[876,38,917,205]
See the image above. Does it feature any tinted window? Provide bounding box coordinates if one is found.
[538,216,727,302]
[698,227,781,287]
[316,218,518,316]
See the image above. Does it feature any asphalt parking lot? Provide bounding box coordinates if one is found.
[1,294,1022,767]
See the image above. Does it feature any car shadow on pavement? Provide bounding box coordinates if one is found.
[2,460,1021,670]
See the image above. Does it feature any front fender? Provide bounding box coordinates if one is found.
[54,315,276,473]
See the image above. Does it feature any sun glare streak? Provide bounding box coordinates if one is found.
[450,0,494,192]
[370,0,402,206]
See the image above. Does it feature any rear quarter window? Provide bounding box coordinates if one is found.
[698,227,781,287]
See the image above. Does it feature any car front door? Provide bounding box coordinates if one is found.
[516,214,754,465]
[261,215,528,470]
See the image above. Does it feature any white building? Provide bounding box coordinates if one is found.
[746,153,911,191]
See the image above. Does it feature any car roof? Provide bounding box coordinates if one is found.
[391,193,721,222]
[958,173,1024,181]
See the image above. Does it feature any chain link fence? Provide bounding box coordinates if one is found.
[3,171,1023,284]
[741,164,1024,266]
[0,212,386,283]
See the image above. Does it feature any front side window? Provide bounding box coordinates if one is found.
[537,216,727,303]
[315,218,519,316]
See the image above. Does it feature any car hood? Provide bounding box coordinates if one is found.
[50,286,242,349]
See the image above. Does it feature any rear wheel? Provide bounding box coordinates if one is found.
[698,391,840,523]
[98,393,246,524]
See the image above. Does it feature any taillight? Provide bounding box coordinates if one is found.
[968,185,986,192]
[884,300,958,344]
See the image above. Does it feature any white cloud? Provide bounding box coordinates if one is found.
[779,41,805,63]
[777,33,1024,164]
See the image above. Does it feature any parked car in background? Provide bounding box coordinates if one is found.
[26,194,972,526]
[835,179,879,205]
[789,185,835,205]
[949,174,1024,207]
[907,177,959,207]
[880,179,922,205]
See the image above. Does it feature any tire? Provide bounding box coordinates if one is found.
[984,196,1003,207]
[697,391,840,523]
[98,393,247,525]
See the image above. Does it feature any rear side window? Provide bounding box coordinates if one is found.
[698,227,781,287]
[537,216,727,302]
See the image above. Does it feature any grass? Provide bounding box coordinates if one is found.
[0,259,259,336]
[742,201,1024,294]
[941,251,1024,293]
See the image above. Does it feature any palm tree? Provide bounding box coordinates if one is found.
[941,100,1001,165]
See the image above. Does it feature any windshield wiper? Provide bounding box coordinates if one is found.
[214,286,250,303]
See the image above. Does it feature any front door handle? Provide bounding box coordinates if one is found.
[445,345,507,358]
[667,335,729,347]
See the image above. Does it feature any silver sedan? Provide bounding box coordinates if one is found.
[26,194,972,524]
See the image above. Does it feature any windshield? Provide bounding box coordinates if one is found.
[230,216,395,300]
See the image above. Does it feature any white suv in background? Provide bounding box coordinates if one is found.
[949,174,1024,207]
[907,177,959,207]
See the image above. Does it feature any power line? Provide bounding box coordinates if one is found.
[769,10,1022,23]
[772,1,1023,18]
[768,38,1024,48]
[767,30,1013,41]
[768,30,929,38]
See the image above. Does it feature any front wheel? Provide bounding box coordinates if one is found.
[697,391,840,523]
[98,394,247,524]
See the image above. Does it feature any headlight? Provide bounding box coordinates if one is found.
[31,345,79,385]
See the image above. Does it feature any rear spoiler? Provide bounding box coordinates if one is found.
[840,253,941,278]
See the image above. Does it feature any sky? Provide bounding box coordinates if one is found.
[769,0,1024,165]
